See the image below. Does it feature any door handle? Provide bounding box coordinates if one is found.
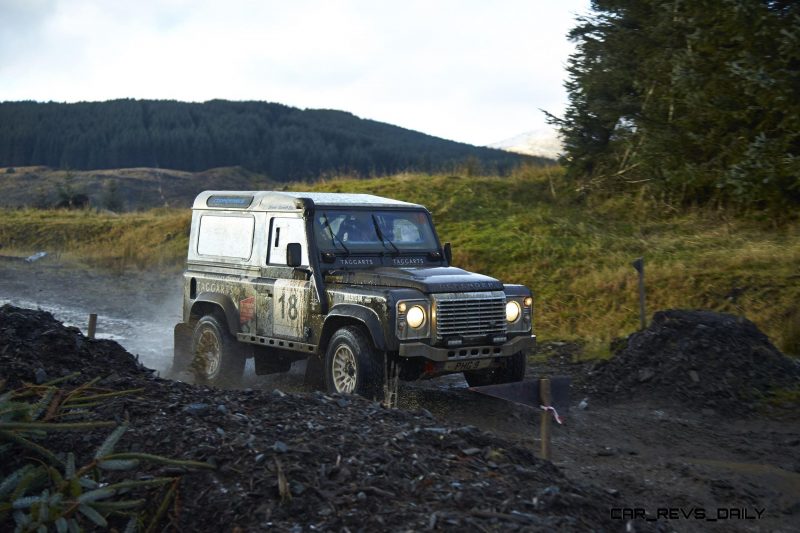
[255,286,271,296]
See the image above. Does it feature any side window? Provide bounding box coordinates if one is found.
[197,214,254,259]
[268,217,309,266]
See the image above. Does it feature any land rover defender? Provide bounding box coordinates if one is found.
[172,191,535,398]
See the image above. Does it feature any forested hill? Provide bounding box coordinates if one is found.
[0,100,542,181]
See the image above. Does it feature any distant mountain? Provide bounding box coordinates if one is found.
[0,100,545,181]
[489,128,562,160]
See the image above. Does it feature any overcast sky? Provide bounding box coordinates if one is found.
[0,0,590,146]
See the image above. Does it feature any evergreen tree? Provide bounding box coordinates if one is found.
[551,0,800,208]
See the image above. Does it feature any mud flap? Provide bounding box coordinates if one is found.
[172,322,193,373]
[303,355,325,390]
[470,377,571,413]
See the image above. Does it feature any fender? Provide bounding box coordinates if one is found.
[323,303,389,351]
[190,292,240,335]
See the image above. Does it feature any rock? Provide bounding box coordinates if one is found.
[34,367,48,384]
[483,448,504,461]
[578,397,589,410]
[637,368,655,382]
[273,440,289,453]
[290,482,306,496]
[689,370,700,383]
[183,403,212,416]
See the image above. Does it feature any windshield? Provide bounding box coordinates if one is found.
[314,209,438,253]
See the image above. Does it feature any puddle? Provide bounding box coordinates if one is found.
[681,457,800,502]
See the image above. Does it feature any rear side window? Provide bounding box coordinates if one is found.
[197,214,255,259]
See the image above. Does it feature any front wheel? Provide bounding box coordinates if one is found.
[464,351,527,387]
[324,326,383,399]
[191,314,245,387]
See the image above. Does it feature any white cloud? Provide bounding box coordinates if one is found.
[0,0,590,145]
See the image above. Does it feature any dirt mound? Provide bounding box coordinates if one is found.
[587,309,800,414]
[0,305,644,532]
[0,304,150,387]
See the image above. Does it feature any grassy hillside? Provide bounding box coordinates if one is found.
[0,207,189,271]
[0,165,270,210]
[1,167,798,355]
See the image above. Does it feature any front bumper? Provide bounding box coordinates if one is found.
[398,334,535,362]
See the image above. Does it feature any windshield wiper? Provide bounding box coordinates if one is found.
[372,214,400,255]
[322,212,350,255]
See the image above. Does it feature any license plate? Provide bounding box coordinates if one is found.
[444,359,491,372]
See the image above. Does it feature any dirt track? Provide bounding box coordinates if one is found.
[1,258,799,531]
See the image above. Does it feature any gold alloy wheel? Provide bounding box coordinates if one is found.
[331,343,358,393]
[196,328,221,378]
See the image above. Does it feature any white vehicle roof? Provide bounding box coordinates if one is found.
[193,190,423,211]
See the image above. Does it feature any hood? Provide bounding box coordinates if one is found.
[328,266,503,293]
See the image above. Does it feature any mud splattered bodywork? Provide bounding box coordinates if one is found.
[173,191,535,392]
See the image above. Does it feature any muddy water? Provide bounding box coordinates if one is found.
[0,259,182,373]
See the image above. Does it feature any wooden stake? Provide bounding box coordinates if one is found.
[632,257,646,330]
[539,378,552,461]
[87,313,97,339]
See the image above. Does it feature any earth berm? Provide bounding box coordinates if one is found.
[0,304,664,532]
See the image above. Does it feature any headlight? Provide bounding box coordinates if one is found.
[506,301,521,323]
[406,305,426,328]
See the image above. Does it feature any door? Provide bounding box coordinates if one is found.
[258,215,312,341]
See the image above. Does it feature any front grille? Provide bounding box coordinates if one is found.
[434,293,506,341]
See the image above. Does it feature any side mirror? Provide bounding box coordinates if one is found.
[286,243,302,267]
[443,242,452,265]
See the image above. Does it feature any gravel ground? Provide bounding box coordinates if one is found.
[1,304,642,532]
[2,258,799,532]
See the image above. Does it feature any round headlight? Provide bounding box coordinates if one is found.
[406,305,426,329]
[506,301,521,323]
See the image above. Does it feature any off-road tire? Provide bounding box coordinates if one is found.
[464,351,527,387]
[324,326,383,399]
[191,314,245,388]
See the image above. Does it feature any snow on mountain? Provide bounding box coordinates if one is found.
[489,128,563,160]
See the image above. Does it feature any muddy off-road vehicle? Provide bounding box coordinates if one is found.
[172,191,535,398]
